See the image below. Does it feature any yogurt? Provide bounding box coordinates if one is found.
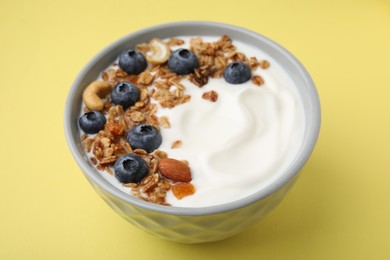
[82,36,305,207]
[154,37,305,206]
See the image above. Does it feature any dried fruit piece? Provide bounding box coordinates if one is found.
[158,158,192,182]
[172,183,195,199]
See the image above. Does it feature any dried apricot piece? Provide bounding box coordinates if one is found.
[172,183,195,199]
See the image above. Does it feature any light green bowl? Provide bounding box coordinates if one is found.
[64,21,320,244]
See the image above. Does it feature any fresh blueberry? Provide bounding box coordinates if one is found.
[79,111,106,134]
[127,124,162,153]
[118,50,147,75]
[168,48,199,75]
[223,62,251,84]
[114,154,149,183]
[111,81,140,109]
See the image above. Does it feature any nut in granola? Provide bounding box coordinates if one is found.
[202,90,218,102]
[251,75,264,86]
[158,158,192,182]
[146,39,171,65]
[83,81,112,111]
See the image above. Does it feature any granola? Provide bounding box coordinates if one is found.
[252,75,265,86]
[202,90,218,102]
[171,140,183,149]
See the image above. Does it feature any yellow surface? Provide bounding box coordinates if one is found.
[1,0,389,259]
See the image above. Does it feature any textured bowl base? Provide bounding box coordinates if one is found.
[89,173,296,244]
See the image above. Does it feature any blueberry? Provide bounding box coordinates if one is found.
[127,124,162,153]
[79,111,106,134]
[118,50,147,75]
[114,154,149,183]
[168,48,199,75]
[223,62,251,84]
[111,81,140,109]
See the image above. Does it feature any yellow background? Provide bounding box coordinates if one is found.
[1,0,389,259]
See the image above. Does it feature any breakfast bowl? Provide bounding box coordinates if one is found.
[64,21,320,244]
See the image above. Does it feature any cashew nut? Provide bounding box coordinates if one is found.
[82,81,112,111]
[146,38,171,65]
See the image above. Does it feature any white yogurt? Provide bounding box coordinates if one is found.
[156,36,305,207]
[85,36,305,207]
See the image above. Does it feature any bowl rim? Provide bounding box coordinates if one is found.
[64,20,321,216]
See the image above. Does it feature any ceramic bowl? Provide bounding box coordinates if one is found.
[64,21,320,244]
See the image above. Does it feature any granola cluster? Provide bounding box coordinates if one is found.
[81,35,270,205]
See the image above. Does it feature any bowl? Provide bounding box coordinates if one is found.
[64,21,320,244]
